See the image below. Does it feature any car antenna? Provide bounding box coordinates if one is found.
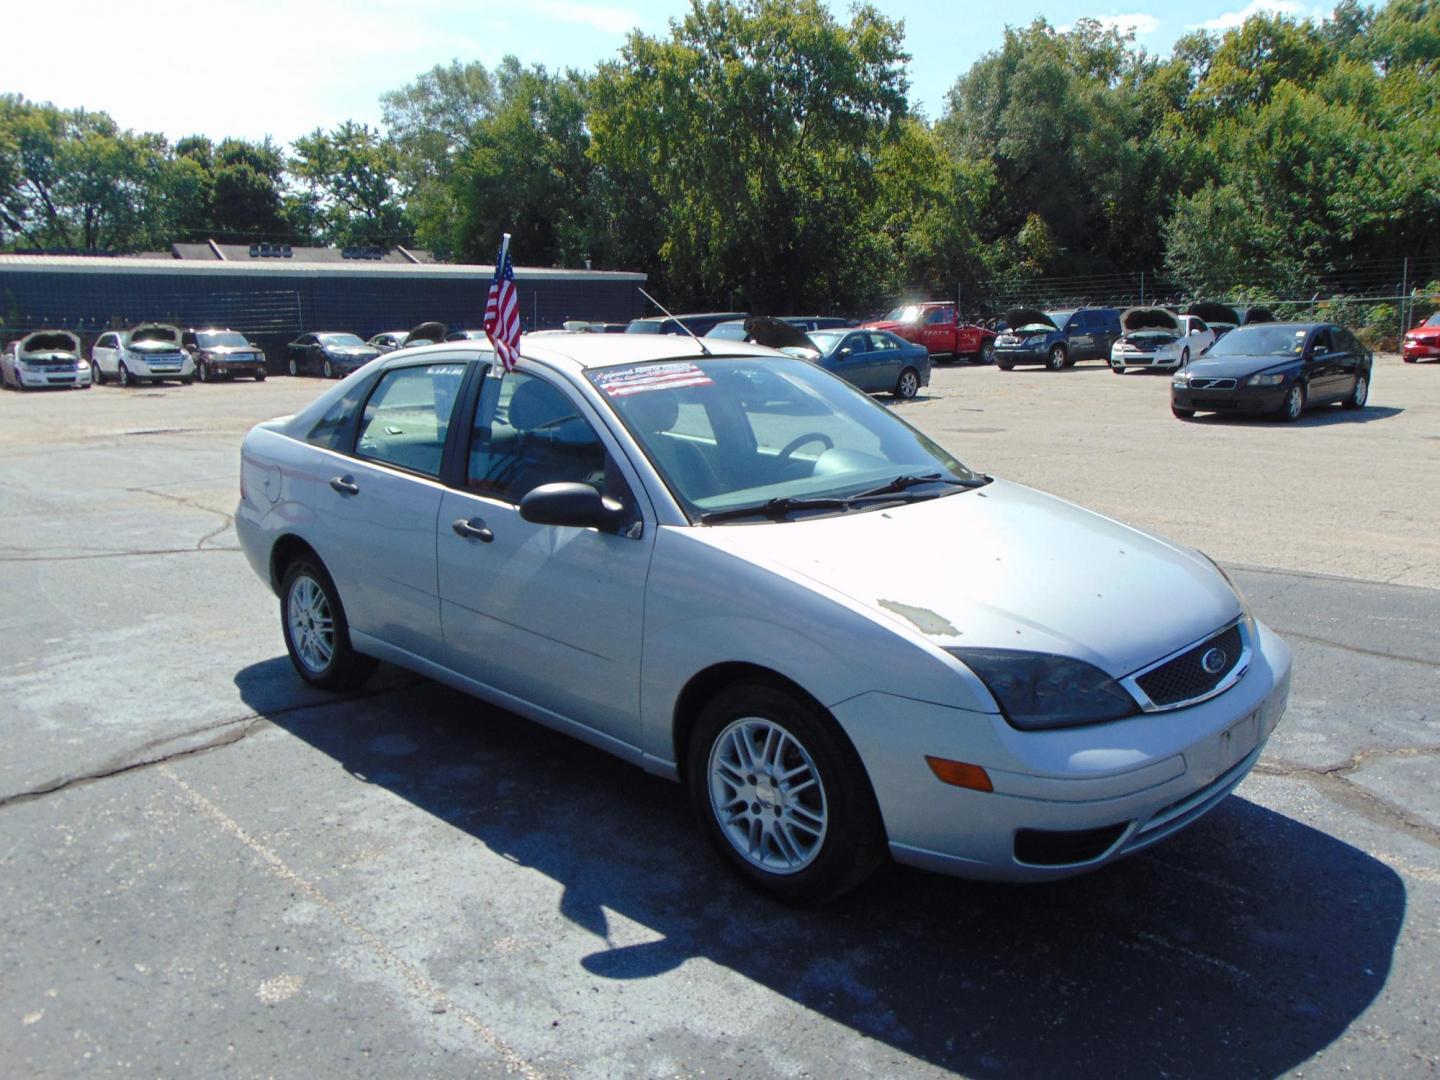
[638,287,712,356]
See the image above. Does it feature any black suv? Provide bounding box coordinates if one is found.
[994,307,1123,370]
[182,328,268,382]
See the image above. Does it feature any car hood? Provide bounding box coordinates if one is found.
[687,479,1240,677]
[325,346,380,358]
[1186,302,1239,327]
[1120,307,1180,333]
[1184,354,1295,378]
[860,319,910,334]
[1004,308,1058,332]
[744,316,814,352]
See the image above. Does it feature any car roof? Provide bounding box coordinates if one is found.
[387,331,784,373]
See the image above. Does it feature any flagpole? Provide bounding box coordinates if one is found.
[498,232,511,270]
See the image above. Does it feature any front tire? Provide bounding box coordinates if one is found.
[280,558,376,690]
[1278,382,1305,422]
[893,367,920,400]
[118,362,133,388]
[92,366,106,386]
[1171,402,1195,419]
[322,358,335,379]
[1046,345,1067,371]
[1344,371,1369,410]
[255,370,267,382]
[687,683,885,904]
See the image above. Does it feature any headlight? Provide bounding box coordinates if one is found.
[77,359,90,370]
[1024,335,1048,346]
[946,648,1138,730]
[1247,373,1287,387]
[1172,373,1188,387]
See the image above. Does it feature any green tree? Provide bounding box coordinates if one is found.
[289,121,410,247]
[588,0,911,311]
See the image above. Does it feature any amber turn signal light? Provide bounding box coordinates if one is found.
[925,756,994,792]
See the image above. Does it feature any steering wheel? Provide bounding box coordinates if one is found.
[777,432,835,464]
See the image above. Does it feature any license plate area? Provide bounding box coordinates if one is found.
[1219,710,1260,772]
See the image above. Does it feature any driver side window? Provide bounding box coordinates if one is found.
[467,371,630,508]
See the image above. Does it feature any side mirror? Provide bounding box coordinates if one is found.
[520,482,627,531]
[838,347,853,358]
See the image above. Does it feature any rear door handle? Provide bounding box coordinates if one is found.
[329,476,359,496]
[452,517,494,542]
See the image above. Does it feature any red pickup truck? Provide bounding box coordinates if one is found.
[862,302,997,362]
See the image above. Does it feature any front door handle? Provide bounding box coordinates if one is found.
[329,476,359,496]
[452,517,494,542]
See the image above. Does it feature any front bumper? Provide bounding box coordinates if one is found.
[204,357,266,375]
[130,357,195,379]
[1112,351,1180,372]
[16,367,91,388]
[832,620,1292,882]
[994,346,1049,365]
[1403,340,1439,360]
[1172,383,1285,414]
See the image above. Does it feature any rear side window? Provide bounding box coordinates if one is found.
[355,364,467,477]
[306,381,371,451]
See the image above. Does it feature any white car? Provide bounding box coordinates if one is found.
[2,331,91,390]
[1111,309,1216,373]
[236,334,1291,902]
[92,324,196,387]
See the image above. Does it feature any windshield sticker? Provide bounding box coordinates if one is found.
[596,362,713,397]
[426,365,465,377]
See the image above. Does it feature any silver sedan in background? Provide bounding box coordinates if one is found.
[236,335,1290,902]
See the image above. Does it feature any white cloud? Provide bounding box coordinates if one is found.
[2,0,636,143]
[530,1,640,35]
[1191,1,1311,32]
[1059,13,1162,37]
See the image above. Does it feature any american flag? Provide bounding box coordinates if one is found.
[483,234,520,372]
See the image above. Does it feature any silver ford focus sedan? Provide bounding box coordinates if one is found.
[236,334,1291,902]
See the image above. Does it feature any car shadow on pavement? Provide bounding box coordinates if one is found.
[241,663,1405,1079]
[1188,405,1404,427]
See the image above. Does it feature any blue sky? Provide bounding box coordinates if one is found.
[7,0,1328,143]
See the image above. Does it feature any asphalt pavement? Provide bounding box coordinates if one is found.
[1,359,1436,1078]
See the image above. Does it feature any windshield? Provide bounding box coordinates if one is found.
[884,306,921,323]
[197,331,250,348]
[707,322,748,340]
[1045,310,1075,328]
[590,356,977,521]
[1426,314,1440,328]
[806,330,848,353]
[625,320,664,334]
[132,326,178,343]
[320,333,366,347]
[1205,324,1310,357]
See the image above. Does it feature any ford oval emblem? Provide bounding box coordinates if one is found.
[1201,647,1228,675]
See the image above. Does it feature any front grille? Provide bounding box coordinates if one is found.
[1135,624,1244,707]
[1015,823,1128,866]
[1189,377,1237,390]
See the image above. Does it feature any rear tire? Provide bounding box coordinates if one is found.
[280,557,376,690]
[893,367,920,400]
[1344,371,1369,410]
[687,682,886,904]
[979,341,995,365]
[288,357,298,377]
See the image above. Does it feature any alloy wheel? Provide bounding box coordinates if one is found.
[286,575,335,675]
[707,718,828,875]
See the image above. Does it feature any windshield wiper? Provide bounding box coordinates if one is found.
[848,473,988,500]
[698,496,852,524]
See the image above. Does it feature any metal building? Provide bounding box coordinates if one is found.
[0,249,647,363]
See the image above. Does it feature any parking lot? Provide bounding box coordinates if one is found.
[2,354,1437,1078]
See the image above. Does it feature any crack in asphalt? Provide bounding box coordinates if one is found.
[0,680,419,810]
[126,485,236,549]
[1267,627,1440,668]
[0,547,242,563]
[0,717,268,811]
[1256,745,1440,846]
